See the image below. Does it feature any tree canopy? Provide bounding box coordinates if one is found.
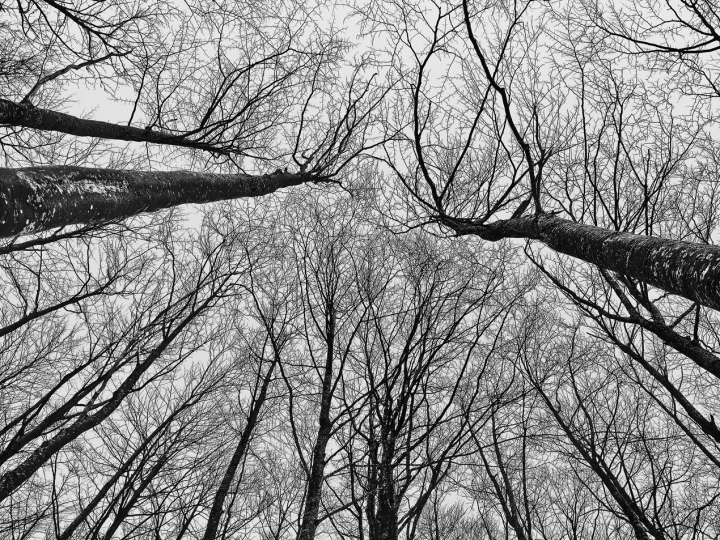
[2,0,720,539]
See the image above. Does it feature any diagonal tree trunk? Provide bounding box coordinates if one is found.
[533,381,664,540]
[0,99,223,154]
[56,403,194,540]
[0,288,220,503]
[452,213,720,311]
[0,166,318,238]
[202,353,280,540]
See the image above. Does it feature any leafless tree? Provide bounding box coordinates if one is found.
[0,0,388,237]
[359,0,720,310]
[458,299,720,540]
[333,231,522,540]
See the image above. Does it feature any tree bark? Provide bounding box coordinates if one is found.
[0,165,314,238]
[0,99,221,153]
[374,437,399,540]
[453,213,720,311]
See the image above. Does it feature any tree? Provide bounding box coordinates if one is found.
[363,0,720,311]
[281,198,369,540]
[337,231,520,540]
[0,0,386,237]
[202,211,299,540]
[448,297,720,540]
[356,6,720,509]
[0,166,317,237]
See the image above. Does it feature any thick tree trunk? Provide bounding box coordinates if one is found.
[0,99,219,153]
[454,213,720,311]
[367,401,399,540]
[0,166,312,238]
[374,448,399,540]
[374,405,399,540]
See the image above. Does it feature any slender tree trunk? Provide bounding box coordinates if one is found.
[202,357,279,540]
[476,415,529,540]
[100,456,169,540]
[0,283,114,338]
[0,166,313,238]
[0,99,220,153]
[453,213,720,311]
[535,385,664,540]
[0,296,212,502]
[297,313,336,540]
[0,351,159,502]
[57,413,186,540]
[478,448,529,540]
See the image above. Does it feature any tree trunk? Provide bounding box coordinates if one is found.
[297,423,332,540]
[453,213,720,311]
[57,411,187,540]
[100,456,169,540]
[297,313,336,540]
[366,399,399,540]
[535,384,663,540]
[375,444,399,540]
[0,166,313,238]
[0,295,212,502]
[202,356,279,540]
[0,99,221,153]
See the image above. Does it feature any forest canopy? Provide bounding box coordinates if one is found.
[1,0,720,539]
